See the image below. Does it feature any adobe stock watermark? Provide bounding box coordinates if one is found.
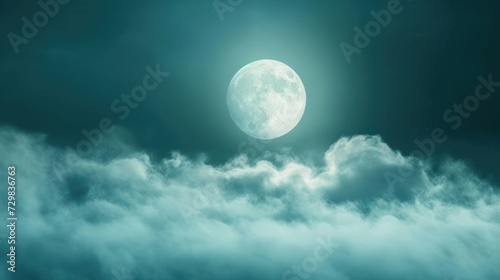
[238,136,272,162]
[177,136,271,223]
[213,0,243,22]
[179,184,220,224]
[282,231,339,280]
[339,0,412,64]
[7,0,72,54]
[52,64,169,182]
[110,266,135,280]
[384,73,500,192]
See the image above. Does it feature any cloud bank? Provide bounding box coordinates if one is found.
[0,127,499,280]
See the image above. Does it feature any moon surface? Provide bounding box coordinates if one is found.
[227,59,306,139]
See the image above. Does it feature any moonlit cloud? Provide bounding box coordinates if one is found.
[0,126,499,280]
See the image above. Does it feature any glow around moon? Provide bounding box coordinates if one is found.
[227,59,306,139]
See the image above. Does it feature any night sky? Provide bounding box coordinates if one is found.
[1,0,500,279]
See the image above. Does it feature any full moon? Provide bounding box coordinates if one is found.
[227,59,306,139]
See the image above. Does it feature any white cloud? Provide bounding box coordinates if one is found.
[0,127,498,280]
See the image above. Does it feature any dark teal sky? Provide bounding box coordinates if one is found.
[1,0,500,177]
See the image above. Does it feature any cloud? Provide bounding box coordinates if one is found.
[0,127,499,280]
